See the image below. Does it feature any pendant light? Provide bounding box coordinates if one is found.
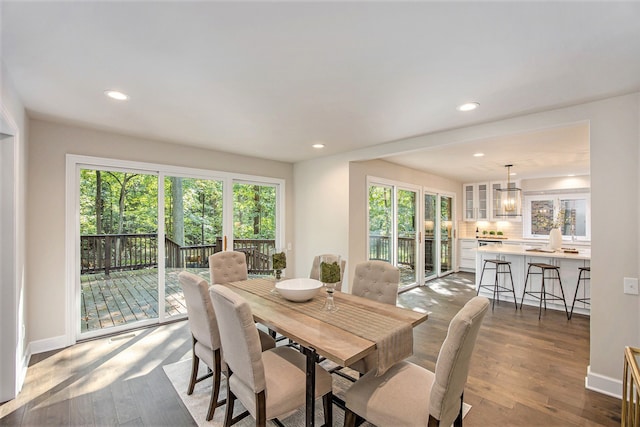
[495,164,522,217]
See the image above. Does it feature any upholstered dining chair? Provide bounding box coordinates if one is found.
[345,260,401,376]
[351,260,400,304]
[343,296,490,427]
[309,254,346,291]
[209,251,249,284]
[209,284,333,427]
[179,271,275,421]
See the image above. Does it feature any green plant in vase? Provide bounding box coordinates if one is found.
[320,257,341,312]
[272,251,286,280]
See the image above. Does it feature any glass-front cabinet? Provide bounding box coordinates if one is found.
[463,182,489,221]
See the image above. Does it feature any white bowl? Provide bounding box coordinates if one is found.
[275,278,323,302]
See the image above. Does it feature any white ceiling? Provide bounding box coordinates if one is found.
[2,2,640,181]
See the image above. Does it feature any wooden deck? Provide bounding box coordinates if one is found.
[80,268,207,333]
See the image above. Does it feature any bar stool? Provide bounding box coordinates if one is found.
[520,262,569,319]
[477,259,517,310]
[569,267,590,319]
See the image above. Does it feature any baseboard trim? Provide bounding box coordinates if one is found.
[585,365,622,399]
[29,334,69,355]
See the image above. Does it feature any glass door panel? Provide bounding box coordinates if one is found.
[232,182,277,278]
[163,176,223,318]
[440,195,454,275]
[79,168,158,335]
[397,189,417,290]
[424,193,437,281]
[368,184,393,263]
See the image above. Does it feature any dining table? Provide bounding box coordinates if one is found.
[224,277,429,427]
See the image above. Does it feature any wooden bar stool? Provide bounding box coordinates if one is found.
[520,262,569,319]
[569,266,590,319]
[477,259,517,310]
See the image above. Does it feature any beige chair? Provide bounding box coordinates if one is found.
[209,284,333,427]
[346,260,400,375]
[209,251,249,284]
[179,271,275,421]
[309,254,346,291]
[351,260,400,305]
[344,296,490,427]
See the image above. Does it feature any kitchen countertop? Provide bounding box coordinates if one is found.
[477,243,591,260]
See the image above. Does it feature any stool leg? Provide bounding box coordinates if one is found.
[477,261,487,296]
[538,272,545,320]
[520,265,533,310]
[507,264,517,310]
[492,265,499,310]
[570,269,584,320]
[554,271,569,320]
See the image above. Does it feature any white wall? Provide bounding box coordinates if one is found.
[26,118,294,348]
[0,62,29,401]
[293,155,350,283]
[294,92,640,397]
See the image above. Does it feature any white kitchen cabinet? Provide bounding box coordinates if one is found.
[462,182,489,221]
[459,239,477,272]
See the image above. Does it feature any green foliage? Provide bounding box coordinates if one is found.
[368,185,392,237]
[320,261,341,283]
[80,170,277,245]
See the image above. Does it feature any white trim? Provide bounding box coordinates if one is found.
[29,335,70,355]
[585,365,623,399]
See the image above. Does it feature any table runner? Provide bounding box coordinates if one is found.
[227,278,413,376]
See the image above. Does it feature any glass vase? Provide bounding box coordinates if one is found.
[320,255,341,312]
[269,247,287,293]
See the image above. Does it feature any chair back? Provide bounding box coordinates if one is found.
[209,284,266,393]
[209,251,248,284]
[351,260,400,305]
[309,254,346,291]
[178,271,221,351]
[429,296,490,426]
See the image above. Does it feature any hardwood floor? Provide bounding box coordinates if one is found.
[1,273,620,426]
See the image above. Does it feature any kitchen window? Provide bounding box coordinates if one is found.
[523,192,590,241]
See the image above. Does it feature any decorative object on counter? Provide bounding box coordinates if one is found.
[482,230,488,236]
[476,227,479,238]
[494,164,522,217]
[320,255,342,312]
[548,227,562,249]
[497,231,504,236]
[489,230,496,235]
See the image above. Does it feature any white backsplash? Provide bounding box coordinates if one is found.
[459,220,524,240]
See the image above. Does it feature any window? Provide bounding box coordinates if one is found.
[523,193,590,241]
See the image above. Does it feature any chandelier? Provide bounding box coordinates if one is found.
[495,164,522,217]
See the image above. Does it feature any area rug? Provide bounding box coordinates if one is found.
[163,358,470,426]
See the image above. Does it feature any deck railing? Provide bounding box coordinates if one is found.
[623,346,640,426]
[369,235,416,266]
[81,234,275,275]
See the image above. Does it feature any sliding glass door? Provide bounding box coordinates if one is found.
[424,192,437,281]
[74,157,284,340]
[368,180,419,290]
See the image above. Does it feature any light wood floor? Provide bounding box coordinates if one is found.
[1,273,620,426]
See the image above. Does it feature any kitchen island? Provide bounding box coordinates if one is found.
[476,244,591,316]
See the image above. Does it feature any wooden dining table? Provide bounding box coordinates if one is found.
[224,278,428,427]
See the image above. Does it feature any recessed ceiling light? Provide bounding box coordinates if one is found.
[104,90,129,101]
[457,102,479,112]
[312,143,325,149]
[473,152,484,157]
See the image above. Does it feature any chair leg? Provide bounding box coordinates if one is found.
[477,261,487,296]
[344,407,358,427]
[187,337,199,395]
[206,349,222,421]
[322,392,333,427]
[224,374,235,427]
[554,272,569,319]
[256,390,267,427]
[453,393,464,427]
[538,276,545,320]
